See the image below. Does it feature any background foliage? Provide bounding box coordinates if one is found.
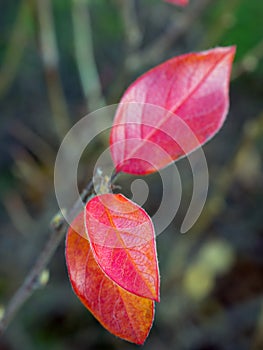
[0,0,263,349]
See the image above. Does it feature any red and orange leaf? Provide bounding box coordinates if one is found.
[110,46,236,175]
[84,193,160,301]
[164,0,188,6]
[66,211,154,345]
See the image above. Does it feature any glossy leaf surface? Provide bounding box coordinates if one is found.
[85,193,160,301]
[66,211,154,344]
[110,47,236,175]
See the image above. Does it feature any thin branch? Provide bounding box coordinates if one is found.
[0,169,120,335]
[0,224,66,335]
[0,178,94,335]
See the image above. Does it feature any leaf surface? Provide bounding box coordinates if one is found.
[84,193,160,301]
[110,47,236,175]
[66,211,154,344]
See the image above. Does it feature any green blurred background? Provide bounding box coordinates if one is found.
[0,0,263,349]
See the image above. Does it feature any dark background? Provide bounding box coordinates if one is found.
[0,0,263,349]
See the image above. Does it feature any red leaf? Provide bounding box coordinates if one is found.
[164,0,188,6]
[66,211,154,344]
[110,46,236,175]
[84,193,160,301]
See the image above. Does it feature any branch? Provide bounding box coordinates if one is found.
[0,179,94,335]
[0,169,119,335]
[0,224,66,335]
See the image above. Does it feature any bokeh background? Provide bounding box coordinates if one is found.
[0,0,263,349]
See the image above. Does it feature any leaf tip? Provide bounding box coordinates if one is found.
[226,45,237,58]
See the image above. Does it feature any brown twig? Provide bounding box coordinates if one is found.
[0,224,66,335]
[0,169,120,335]
[0,178,95,335]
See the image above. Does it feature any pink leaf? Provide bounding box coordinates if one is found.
[84,193,160,301]
[110,46,236,175]
[66,211,154,344]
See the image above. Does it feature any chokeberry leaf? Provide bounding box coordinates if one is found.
[110,47,236,174]
[66,210,155,344]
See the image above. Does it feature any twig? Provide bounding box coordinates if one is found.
[0,224,66,336]
[0,169,121,335]
[0,178,95,335]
